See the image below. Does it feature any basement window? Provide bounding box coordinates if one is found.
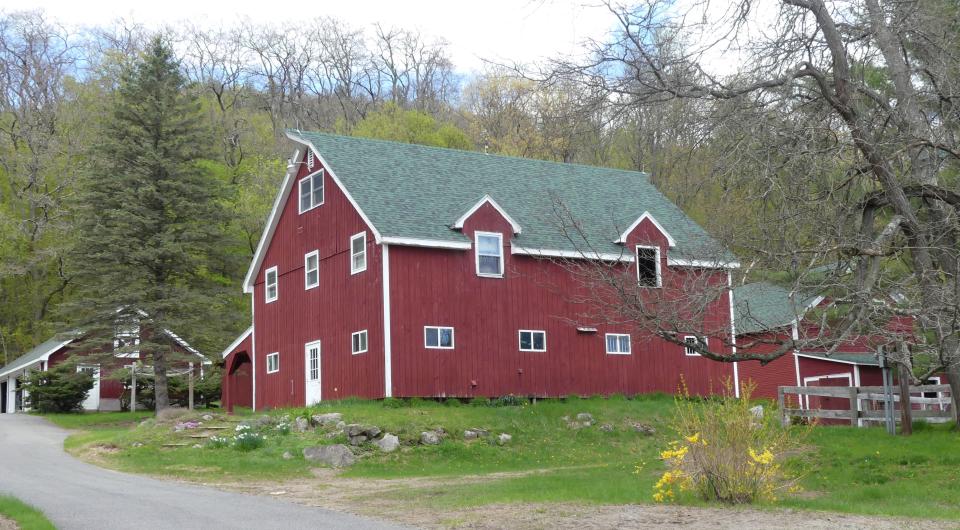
[476,232,504,277]
[684,335,706,357]
[266,352,280,374]
[352,330,368,355]
[606,333,631,355]
[304,250,319,290]
[636,245,661,287]
[351,232,367,274]
[425,326,455,349]
[519,330,546,352]
[265,266,278,303]
[298,169,324,213]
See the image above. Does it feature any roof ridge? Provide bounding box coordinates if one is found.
[288,129,653,179]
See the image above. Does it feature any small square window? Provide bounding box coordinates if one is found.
[351,233,367,274]
[266,352,280,374]
[265,266,279,303]
[684,336,705,357]
[476,232,504,277]
[519,330,546,352]
[304,250,319,290]
[425,326,455,349]
[606,333,631,355]
[352,330,368,355]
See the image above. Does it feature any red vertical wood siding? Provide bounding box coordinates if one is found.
[736,330,798,400]
[387,202,735,398]
[252,151,384,409]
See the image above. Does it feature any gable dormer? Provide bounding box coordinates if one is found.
[615,211,675,248]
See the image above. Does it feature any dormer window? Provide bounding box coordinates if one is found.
[476,232,504,277]
[298,170,324,213]
[636,245,661,287]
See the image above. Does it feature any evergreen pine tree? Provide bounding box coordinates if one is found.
[68,36,226,413]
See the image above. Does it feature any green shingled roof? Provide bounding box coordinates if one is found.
[291,131,733,262]
[733,282,822,335]
[0,333,78,378]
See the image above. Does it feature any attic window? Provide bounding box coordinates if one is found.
[114,323,140,358]
[476,232,504,277]
[298,170,324,213]
[307,150,315,169]
[636,245,661,287]
[265,266,279,303]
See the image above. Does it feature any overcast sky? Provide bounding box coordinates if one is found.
[10,0,619,73]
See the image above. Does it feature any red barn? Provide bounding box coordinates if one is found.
[1,323,206,413]
[222,132,743,411]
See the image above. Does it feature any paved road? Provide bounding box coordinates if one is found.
[0,414,407,530]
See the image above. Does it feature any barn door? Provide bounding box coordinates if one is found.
[77,364,100,411]
[304,341,321,405]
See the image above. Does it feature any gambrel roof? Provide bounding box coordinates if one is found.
[244,131,737,291]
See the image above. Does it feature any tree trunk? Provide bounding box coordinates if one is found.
[947,363,960,429]
[898,362,913,435]
[153,350,170,413]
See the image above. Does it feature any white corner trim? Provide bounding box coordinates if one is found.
[382,243,392,398]
[792,321,802,390]
[615,211,677,247]
[727,271,740,398]
[452,195,522,235]
[250,292,257,411]
[380,236,472,250]
[220,327,253,359]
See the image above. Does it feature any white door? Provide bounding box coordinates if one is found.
[77,364,100,411]
[304,341,321,405]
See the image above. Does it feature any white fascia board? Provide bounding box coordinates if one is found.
[668,258,741,269]
[381,236,472,250]
[0,338,74,379]
[242,147,301,293]
[511,245,633,262]
[162,328,207,362]
[615,211,677,247]
[220,326,253,359]
[795,352,871,366]
[452,195,522,235]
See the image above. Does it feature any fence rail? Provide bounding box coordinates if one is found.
[778,384,955,427]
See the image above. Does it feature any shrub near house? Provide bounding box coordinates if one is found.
[25,363,94,413]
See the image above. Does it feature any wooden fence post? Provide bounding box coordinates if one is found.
[778,387,787,426]
[849,386,859,426]
[188,362,194,411]
[898,363,913,435]
[130,368,136,413]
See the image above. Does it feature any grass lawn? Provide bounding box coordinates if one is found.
[51,397,960,521]
[0,496,55,530]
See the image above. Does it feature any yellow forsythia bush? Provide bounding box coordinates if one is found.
[653,378,806,504]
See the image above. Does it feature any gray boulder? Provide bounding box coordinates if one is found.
[294,417,310,433]
[374,434,400,452]
[599,423,614,432]
[201,414,214,421]
[497,433,512,445]
[750,405,764,419]
[311,413,343,426]
[629,421,656,435]
[345,424,366,437]
[303,444,356,468]
[420,431,441,445]
[576,412,594,423]
[282,451,293,460]
[349,435,368,446]
[363,425,382,438]
[464,428,489,440]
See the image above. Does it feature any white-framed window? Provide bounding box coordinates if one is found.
[298,169,324,213]
[266,352,280,374]
[684,335,706,357]
[519,330,546,352]
[113,323,140,358]
[350,232,367,274]
[476,231,504,277]
[306,150,315,170]
[636,245,662,287]
[304,250,319,290]
[77,364,99,377]
[352,330,368,355]
[425,326,455,349]
[606,333,631,355]
[265,266,279,303]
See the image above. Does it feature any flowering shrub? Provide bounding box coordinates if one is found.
[653,379,806,504]
[234,431,266,451]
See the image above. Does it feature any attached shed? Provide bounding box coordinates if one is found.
[221,327,253,412]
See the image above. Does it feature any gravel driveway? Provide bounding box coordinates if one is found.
[0,414,407,530]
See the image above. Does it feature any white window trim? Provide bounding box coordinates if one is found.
[424,326,455,349]
[305,340,321,382]
[352,330,368,355]
[297,169,325,214]
[605,333,632,355]
[350,232,367,274]
[304,250,320,290]
[518,329,547,352]
[635,245,662,287]
[265,266,279,303]
[266,352,280,374]
[475,231,504,278]
[684,335,706,357]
